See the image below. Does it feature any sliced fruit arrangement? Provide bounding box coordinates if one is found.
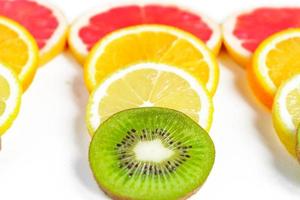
[89,107,215,200]
[86,63,213,136]
[0,0,68,65]
[248,28,300,109]
[0,16,38,90]
[84,25,219,95]
[273,75,300,157]
[0,64,22,136]
[223,7,300,67]
[69,3,221,64]
[67,4,220,198]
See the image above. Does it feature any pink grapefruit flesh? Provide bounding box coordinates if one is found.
[69,4,221,63]
[223,7,300,67]
[236,8,300,52]
[0,0,68,65]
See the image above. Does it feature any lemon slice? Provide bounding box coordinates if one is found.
[86,63,213,136]
[84,25,219,95]
[0,17,39,90]
[273,74,300,157]
[0,64,21,136]
[249,28,300,108]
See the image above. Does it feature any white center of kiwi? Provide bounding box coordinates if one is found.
[133,139,174,162]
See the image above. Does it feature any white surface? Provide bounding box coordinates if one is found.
[0,0,300,200]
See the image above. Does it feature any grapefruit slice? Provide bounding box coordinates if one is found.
[223,7,300,67]
[0,0,68,65]
[69,3,221,64]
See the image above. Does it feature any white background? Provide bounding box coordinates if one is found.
[1,0,300,199]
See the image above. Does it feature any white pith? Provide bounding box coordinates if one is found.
[87,63,212,133]
[0,64,21,126]
[85,25,217,92]
[69,1,221,57]
[222,10,252,59]
[134,139,174,162]
[140,101,154,107]
[255,31,300,93]
[0,17,37,80]
[35,1,68,56]
[275,75,300,132]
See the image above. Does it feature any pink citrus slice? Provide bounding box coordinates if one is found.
[0,0,68,65]
[223,7,300,67]
[68,3,221,64]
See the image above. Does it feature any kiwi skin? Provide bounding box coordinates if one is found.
[98,185,201,200]
[95,180,203,200]
[89,107,215,200]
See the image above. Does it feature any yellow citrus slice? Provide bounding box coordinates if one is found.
[0,64,22,136]
[0,17,39,90]
[249,28,300,109]
[84,25,219,95]
[86,63,213,136]
[272,74,300,157]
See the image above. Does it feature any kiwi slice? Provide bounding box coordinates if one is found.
[89,107,215,200]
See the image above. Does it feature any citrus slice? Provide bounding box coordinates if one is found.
[0,16,38,90]
[223,7,300,67]
[0,0,68,65]
[69,3,222,64]
[248,29,300,108]
[86,63,213,136]
[0,64,21,136]
[272,74,300,157]
[84,25,219,95]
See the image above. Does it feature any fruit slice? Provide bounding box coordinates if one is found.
[0,0,68,65]
[223,7,300,67]
[0,16,38,90]
[89,107,215,200]
[297,127,300,162]
[84,25,219,95]
[69,3,222,64]
[272,74,300,157]
[248,29,300,109]
[0,64,21,135]
[86,63,213,136]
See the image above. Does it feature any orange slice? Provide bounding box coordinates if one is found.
[248,28,300,108]
[0,0,68,65]
[84,25,219,95]
[0,17,38,90]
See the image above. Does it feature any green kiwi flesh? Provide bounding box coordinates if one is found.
[89,107,215,200]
